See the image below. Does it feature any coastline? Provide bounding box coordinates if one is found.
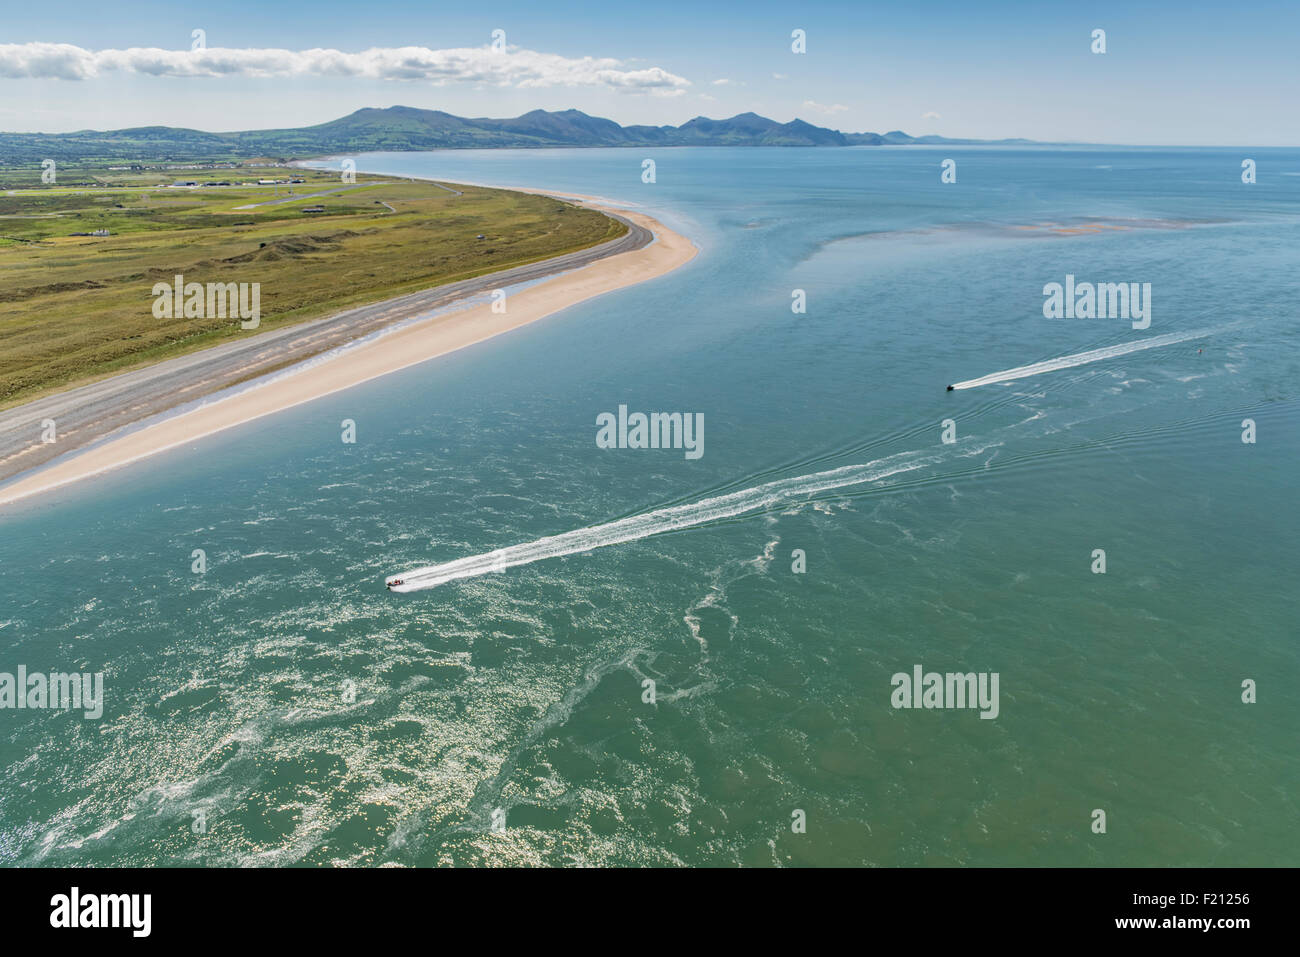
[0,195,697,507]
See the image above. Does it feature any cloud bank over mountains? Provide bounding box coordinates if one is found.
[0,42,691,94]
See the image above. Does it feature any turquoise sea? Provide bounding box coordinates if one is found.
[1,146,1297,866]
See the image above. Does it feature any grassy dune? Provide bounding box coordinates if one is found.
[0,166,625,407]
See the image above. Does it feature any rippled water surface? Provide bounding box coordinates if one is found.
[2,146,1297,865]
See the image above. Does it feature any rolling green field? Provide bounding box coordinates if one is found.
[0,164,625,408]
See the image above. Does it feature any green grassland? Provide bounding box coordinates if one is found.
[0,159,297,192]
[0,165,625,408]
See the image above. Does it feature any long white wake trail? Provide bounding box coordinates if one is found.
[948,324,1231,391]
[387,444,983,591]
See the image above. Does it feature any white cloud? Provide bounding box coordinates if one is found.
[772,73,788,80]
[0,42,692,94]
[922,111,942,120]
[802,99,848,115]
[712,78,732,85]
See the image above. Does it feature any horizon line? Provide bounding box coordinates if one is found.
[1,105,1296,149]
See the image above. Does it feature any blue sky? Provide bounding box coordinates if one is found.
[2,0,1297,144]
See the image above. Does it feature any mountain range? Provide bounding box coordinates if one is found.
[0,106,1036,161]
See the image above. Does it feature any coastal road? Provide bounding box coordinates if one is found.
[0,209,650,485]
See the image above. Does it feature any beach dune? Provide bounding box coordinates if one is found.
[0,197,696,507]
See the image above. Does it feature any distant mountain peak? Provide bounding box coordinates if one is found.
[0,105,1034,161]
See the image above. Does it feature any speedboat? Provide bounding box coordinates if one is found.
[386,578,404,589]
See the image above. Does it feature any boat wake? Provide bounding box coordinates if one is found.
[948,323,1238,391]
[386,442,993,592]
[387,321,1247,592]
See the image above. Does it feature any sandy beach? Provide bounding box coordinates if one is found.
[0,196,696,507]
